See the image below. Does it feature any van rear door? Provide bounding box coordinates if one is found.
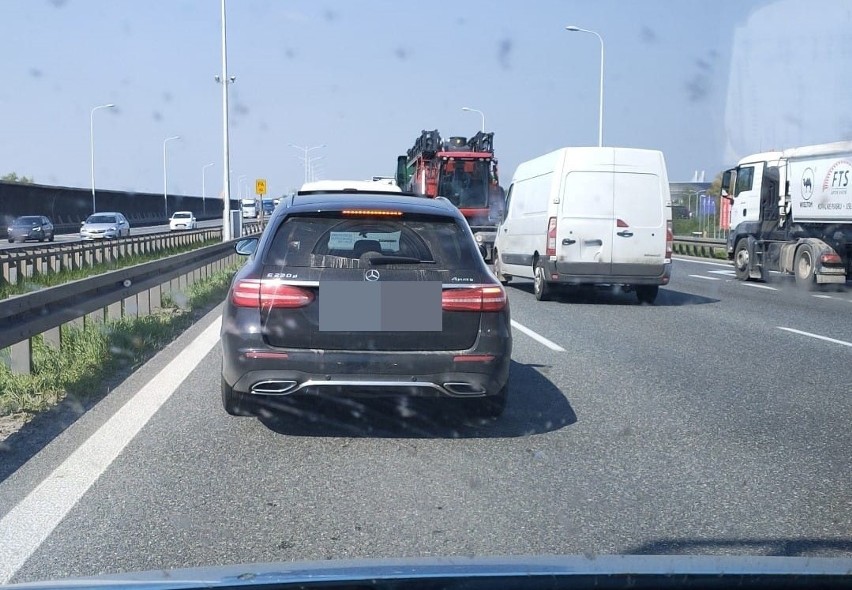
[556,170,614,276]
[610,171,666,276]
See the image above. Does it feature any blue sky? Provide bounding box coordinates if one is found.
[1,0,850,199]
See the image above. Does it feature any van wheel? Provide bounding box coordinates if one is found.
[733,239,751,281]
[636,285,659,304]
[534,263,552,301]
[493,252,511,285]
[222,377,253,416]
[794,246,816,290]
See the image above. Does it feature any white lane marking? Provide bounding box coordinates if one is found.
[511,320,566,352]
[0,317,223,584]
[778,327,852,348]
[812,294,833,299]
[708,269,736,276]
[689,274,720,281]
[742,283,777,291]
[673,257,732,268]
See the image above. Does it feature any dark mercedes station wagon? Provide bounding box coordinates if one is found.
[221,190,512,419]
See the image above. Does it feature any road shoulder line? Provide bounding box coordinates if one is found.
[0,316,223,583]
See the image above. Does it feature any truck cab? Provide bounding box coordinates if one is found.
[240,198,258,219]
[722,142,852,287]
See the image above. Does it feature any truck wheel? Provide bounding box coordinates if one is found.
[733,239,751,281]
[534,262,552,301]
[222,377,254,417]
[493,252,511,285]
[794,246,816,290]
[636,285,659,304]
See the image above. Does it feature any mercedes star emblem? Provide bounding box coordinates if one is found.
[364,269,381,281]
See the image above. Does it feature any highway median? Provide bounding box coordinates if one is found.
[0,261,239,435]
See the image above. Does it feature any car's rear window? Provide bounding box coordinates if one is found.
[173,213,192,218]
[265,214,480,269]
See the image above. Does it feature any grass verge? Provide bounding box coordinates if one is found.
[0,238,221,300]
[0,262,240,419]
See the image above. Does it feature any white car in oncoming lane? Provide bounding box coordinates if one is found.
[169,211,197,231]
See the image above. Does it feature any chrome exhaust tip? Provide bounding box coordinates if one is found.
[443,382,487,396]
[250,380,298,395]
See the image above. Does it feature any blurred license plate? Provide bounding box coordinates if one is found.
[319,281,442,332]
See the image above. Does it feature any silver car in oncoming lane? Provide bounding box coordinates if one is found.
[80,212,131,240]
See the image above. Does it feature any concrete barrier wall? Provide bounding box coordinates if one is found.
[0,181,240,233]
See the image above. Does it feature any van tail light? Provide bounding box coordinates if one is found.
[546,217,557,256]
[231,279,315,309]
[665,220,673,261]
[442,285,507,312]
[820,252,842,265]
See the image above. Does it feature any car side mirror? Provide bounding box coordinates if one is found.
[235,237,258,256]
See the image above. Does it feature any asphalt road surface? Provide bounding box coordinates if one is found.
[1,256,850,583]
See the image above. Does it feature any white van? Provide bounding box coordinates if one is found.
[493,147,672,303]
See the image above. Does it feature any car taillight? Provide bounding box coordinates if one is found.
[442,285,507,312]
[665,220,673,260]
[546,217,557,256]
[820,252,842,265]
[231,279,315,309]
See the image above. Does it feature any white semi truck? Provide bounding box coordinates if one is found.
[723,141,852,288]
[240,198,258,219]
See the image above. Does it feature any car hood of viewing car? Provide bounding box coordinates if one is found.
[3,555,850,590]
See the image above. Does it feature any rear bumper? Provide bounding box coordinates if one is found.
[222,348,511,399]
[816,267,846,284]
[543,259,671,286]
[221,313,512,399]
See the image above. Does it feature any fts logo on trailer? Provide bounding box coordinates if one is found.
[823,160,852,196]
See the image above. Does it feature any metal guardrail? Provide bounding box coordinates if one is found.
[672,236,727,259]
[0,239,245,374]
[0,223,261,288]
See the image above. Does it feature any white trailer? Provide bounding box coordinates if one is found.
[723,141,852,287]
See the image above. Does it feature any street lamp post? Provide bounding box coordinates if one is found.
[565,25,604,147]
[308,155,325,182]
[461,106,486,133]
[238,174,247,200]
[163,135,181,221]
[90,103,115,214]
[289,144,326,184]
[217,0,235,241]
[202,163,214,216]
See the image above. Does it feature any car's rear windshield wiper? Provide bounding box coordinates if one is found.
[367,256,435,265]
